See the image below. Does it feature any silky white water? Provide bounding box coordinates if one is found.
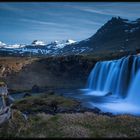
[85,55,140,115]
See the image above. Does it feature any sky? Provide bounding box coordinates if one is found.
[0,2,140,45]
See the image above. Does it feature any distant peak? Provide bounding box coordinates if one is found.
[111,16,122,20]
[8,44,25,48]
[109,16,125,23]
[66,39,76,44]
[0,41,6,46]
[136,18,140,21]
[109,17,140,24]
[54,40,59,43]
[32,40,46,46]
[51,39,76,45]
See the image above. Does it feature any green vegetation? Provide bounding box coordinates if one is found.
[0,93,140,138]
[0,109,140,138]
[11,93,80,113]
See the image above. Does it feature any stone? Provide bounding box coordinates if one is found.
[23,93,31,98]
[31,85,40,93]
[106,92,112,96]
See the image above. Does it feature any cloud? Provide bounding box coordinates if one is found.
[20,18,74,29]
[20,18,58,26]
[76,18,103,26]
[72,3,140,19]
[1,2,140,44]
[77,7,109,15]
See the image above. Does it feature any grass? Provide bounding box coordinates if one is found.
[1,93,140,138]
[1,111,140,138]
[11,93,80,113]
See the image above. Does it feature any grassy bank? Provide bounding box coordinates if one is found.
[0,93,140,138]
[0,110,140,138]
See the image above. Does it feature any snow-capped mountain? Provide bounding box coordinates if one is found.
[47,39,76,49]
[0,41,25,49]
[57,17,140,55]
[0,39,77,56]
[32,40,46,46]
[7,44,26,48]
[1,17,140,57]
[0,41,6,48]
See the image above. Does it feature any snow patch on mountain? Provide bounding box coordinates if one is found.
[0,41,26,49]
[47,39,76,49]
[123,19,139,24]
[0,41,6,47]
[124,27,139,33]
[0,39,77,56]
[58,39,76,47]
[32,40,46,46]
[66,39,76,44]
[7,44,26,48]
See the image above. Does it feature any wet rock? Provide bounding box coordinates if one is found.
[23,93,31,98]
[106,92,112,96]
[48,100,58,112]
[100,112,114,117]
[136,49,140,54]
[31,85,40,93]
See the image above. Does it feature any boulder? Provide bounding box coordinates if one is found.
[106,92,112,96]
[31,85,40,93]
[23,93,31,98]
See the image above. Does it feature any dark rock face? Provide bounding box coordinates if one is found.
[32,40,38,45]
[136,49,140,54]
[1,55,96,90]
[60,17,140,56]
[48,100,58,113]
[23,93,31,98]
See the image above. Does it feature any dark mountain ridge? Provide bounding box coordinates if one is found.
[0,17,140,57]
[60,17,140,55]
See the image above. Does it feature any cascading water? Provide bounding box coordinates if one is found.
[85,54,140,115]
[86,55,140,98]
[126,69,140,105]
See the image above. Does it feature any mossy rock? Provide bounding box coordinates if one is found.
[11,93,80,114]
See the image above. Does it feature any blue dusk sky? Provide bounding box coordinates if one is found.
[0,2,140,44]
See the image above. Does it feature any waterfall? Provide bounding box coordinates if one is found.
[126,69,140,105]
[86,55,140,98]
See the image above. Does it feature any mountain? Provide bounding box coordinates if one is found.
[0,17,140,57]
[0,41,6,48]
[0,39,77,56]
[31,40,46,46]
[59,17,140,55]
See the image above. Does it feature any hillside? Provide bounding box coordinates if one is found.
[0,17,140,57]
[59,17,140,55]
[0,55,96,91]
